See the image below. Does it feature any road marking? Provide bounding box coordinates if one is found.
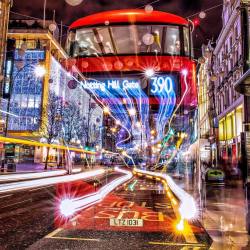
[45,227,64,238]
[0,198,32,209]
[0,194,12,199]
[29,185,54,192]
[148,241,207,247]
[47,235,100,242]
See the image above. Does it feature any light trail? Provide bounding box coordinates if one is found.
[134,168,197,220]
[0,170,67,182]
[60,167,132,217]
[154,68,190,169]
[68,53,191,168]
[0,109,19,117]
[0,169,105,194]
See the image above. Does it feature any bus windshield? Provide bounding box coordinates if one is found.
[68,25,190,57]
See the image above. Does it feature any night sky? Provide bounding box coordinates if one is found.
[11,0,223,57]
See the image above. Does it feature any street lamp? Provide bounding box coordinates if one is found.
[103,106,110,115]
[135,121,141,128]
[34,65,46,77]
[65,0,84,6]
[150,129,156,135]
[128,108,136,116]
[145,68,155,78]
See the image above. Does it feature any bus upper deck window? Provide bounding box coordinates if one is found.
[164,26,180,55]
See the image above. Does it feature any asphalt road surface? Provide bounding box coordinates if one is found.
[0,171,120,250]
[23,176,212,250]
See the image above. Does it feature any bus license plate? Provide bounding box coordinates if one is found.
[110,218,143,227]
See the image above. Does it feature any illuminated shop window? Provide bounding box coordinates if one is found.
[219,120,225,141]
[236,106,243,136]
[8,50,45,131]
[49,57,103,147]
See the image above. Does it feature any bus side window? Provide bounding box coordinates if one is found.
[183,27,190,57]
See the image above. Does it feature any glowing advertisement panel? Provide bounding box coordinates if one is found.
[81,78,141,98]
[81,74,178,98]
[8,50,45,131]
[149,74,178,97]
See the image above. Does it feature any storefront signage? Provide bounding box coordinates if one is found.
[3,59,14,98]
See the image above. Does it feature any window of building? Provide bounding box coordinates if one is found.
[8,50,45,131]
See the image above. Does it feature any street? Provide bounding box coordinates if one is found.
[1,1,250,249]
[0,171,120,249]
[0,170,212,250]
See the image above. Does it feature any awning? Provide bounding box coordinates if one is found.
[234,69,250,95]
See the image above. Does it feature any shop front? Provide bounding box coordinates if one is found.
[218,105,243,167]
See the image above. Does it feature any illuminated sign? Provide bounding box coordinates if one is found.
[81,74,177,98]
[81,78,142,98]
[149,75,176,96]
[7,50,45,131]
[3,60,14,98]
[82,78,140,93]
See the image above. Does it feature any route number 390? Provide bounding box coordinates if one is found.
[150,76,174,95]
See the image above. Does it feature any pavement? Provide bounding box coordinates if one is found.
[174,173,250,249]
[0,162,99,173]
[0,162,61,173]
[0,167,249,250]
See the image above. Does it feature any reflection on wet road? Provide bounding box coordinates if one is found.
[29,176,212,249]
[202,182,249,249]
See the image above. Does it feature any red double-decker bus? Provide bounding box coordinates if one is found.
[67,9,197,165]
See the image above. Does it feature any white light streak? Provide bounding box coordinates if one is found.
[134,168,197,220]
[0,170,67,182]
[60,167,132,217]
[0,109,19,118]
[0,169,105,194]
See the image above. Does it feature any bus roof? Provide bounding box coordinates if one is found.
[69,9,188,29]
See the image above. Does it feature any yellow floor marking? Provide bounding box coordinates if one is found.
[148,241,206,247]
[45,227,64,238]
[48,236,100,242]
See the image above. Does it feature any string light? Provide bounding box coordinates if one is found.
[199,11,206,19]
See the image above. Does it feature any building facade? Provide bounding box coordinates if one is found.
[0,0,11,137]
[0,0,10,77]
[212,0,249,169]
[197,45,213,163]
[1,20,103,165]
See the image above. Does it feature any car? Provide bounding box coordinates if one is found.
[206,168,225,183]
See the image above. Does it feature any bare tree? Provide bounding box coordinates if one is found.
[39,93,62,170]
[62,102,81,144]
[76,116,88,145]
